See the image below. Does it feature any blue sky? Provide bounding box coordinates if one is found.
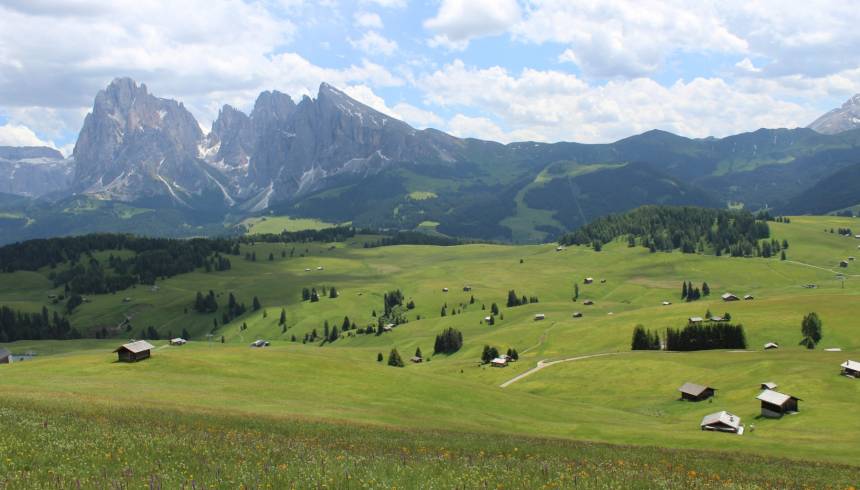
[0,0,858,154]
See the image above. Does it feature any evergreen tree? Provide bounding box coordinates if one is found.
[491,303,500,315]
[415,347,422,358]
[387,348,404,367]
[377,352,383,362]
[252,296,261,311]
[681,282,688,299]
[506,290,520,307]
[279,308,287,326]
[329,287,338,298]
[433,328,463,354]
[780,250,786,261]
[702,282,710,296]
[800,312,823,348]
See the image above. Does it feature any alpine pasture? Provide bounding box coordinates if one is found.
[1,215,860,488]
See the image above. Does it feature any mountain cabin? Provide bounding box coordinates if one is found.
[721,293,740,301]
[757,389,801,418]
[700,411,742,434]
[678,382,716,402]
[113,340,155,363]
[0,347,11,364]
[841,360,860,378]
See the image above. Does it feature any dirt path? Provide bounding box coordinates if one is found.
[784,260,860,277]
[499,352,625,388]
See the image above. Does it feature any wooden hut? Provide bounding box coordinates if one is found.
[169,338,187,346]
[113,340,154,363]
[490,357,508,367]
[410,356,423,363]
[760,382,778,390]
[700,411,742,434]
[744,294,755,300]
[757,390,801,418]
[688,316,704,324]
[534,313,546,321]
[763,342,779,350]
[583,300,594,305]
[584,277,593,284]
[840,260,849,268]
[0,347,11,364]
[572,312,583,318]
[678,382,716,402]
[721,293,740,301]
[841,360,860,378]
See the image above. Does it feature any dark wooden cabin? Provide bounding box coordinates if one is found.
[0,347,10,364]
[756,390,801,418]
[678,382,716,402]
[113,340,154,363]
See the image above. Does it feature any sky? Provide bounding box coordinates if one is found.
[0,0,859,155]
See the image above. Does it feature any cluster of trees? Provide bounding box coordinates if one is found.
[223,293,249,324]
[664,323,747,351]
[799,312,823,349]
[363,231,463,248]
[193,291,219,314]
[301,286,338,302]
[433,327,463,354]
[559,206,771,256]
[240,226,358,244]
[759,238,789,259]
[0,234,239,296]
[681,281,709,301]
[387,348,404,367]
[631,325,662,350]
[832,227,854,236]
[0,305,80,342]
[506,290,539,307]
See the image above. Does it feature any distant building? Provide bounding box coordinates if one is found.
[721,293,740,301]
[555,246,565,252]
[763,342,779,350]
[490,357,508,367]
[840,260,849,268]
[757,390,801,418]
[761,382,778,390]
[662,301,672,306]
[678,382,716,402]
[700,411,742,434]
[0,347,10,364]
[572,312,583,318]
[169,338,187,346]
[250,340,270,348]
[709,316,725,322]
[688,316,704,324]
[410,356,423,363]
[841,360,860,378]
[442,288,449,292]
[113,340,154,363]
[584,277,593,284]
[744,294,754,300]
[534,313,545,321]
[463,285,472,292]
[583,300,594,305]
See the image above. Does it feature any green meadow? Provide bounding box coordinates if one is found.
[2,215,860,487]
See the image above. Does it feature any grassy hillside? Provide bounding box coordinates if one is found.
[2,215,860,485]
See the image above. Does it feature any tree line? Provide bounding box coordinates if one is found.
[0,305,80,342]
[558,206,770,256]
[632,322,747,351]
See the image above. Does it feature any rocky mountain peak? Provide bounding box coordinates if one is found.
[808,93,860,135]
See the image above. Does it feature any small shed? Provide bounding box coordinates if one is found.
[763,342,779,350]
[555,246,565,252]
[678,382,716,402]
[700,411,742,434]
[583,300,594,305]
[721,293,740,301]
[169,338,187,346]
[757,389,801,418]
[572,312,583,318]
[709,315,725,322]
[411,356,423,363]
[484,316,492,322]
[490,357,508,367]
[317,266,324,270]
[688,316,704,324]
[584,277,593,284]
[744,294,754,300]
[841,360,860,378]
[0,347,11,364]
[761,382,778,390]
[662,301,672,306]
[250,339,270,347]
[442,287,449,292]
[113,340,154,363]
[840,260,849,268]
[463,285,472,292]
[534,313,546,321]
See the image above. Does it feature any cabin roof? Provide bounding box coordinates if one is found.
[491,357,507,364]
[757,389,800,405]
[841,360,860,371]
[701,411,741,429]
[721,293,738,299]
[113,340,154,354]
[679,382,714,396]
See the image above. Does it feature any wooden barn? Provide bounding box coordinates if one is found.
[584,277,593,284]
[841,360,860,378]
[490,357,508,367]
[534,313,546,321]
[572,312,583,318]
[700,411,742,434]
[411,356,423,363]
[761,382,778,390]
[721,293,740,301]
[678,382,716,402]
[169,338,187,346]
[0,347,11,364]
[757,390,801,418]
[113,340,154,363]
[583,300,594,305]
[763,342,779,350]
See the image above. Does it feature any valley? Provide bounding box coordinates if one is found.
[2,214,859,487]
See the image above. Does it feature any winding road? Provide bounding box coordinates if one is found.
[499,352,626,388]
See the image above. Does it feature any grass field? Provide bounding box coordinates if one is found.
[240,215,340,234]
[2,215,860,486]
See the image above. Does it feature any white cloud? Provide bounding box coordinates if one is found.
[424,0,520,50]
[735,58,762,73]
[392,102,444,128]
[418,60,818,143]
[350,31,398,56]
[361,0,406,8]
[515,0,747,78]
[0,124,55,148]
[354,11,383,29]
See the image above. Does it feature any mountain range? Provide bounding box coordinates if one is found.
[1,77,859,245]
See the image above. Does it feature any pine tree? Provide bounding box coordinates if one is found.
[702,282,710,296]
[329,287,338,298]
[387,348,404,367]
[681,282,688,299]
[780,250,786,261]
[252,296,261,311]
[279,308,287,326]
[491,303,500,315]
[377,352,383,362]
[800,312,822,348]
[415,347,422,358]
